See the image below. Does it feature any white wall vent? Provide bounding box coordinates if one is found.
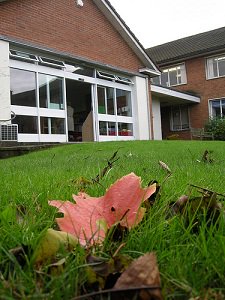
[0,124,18,141]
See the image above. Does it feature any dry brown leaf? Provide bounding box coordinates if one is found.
[114,252,162,300]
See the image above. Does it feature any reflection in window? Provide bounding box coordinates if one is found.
[209,99,225,118]
[116,89,132,116]
[99,122,117,136]
[118,123,133,136]
[99,121,107,135]
[10,68,36,107]
[171,105,189,131]
[207,56,225,79]
[106,88,114,115]
[97,87,106,114]
[152,64,186,87]
[40,117,65,134]
[39,74,64,109]
[108,122,116,136]
[12,115,38,133]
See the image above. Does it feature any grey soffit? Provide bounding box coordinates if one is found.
[146,26,225,65]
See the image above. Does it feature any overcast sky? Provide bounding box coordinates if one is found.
[109,0,225,48]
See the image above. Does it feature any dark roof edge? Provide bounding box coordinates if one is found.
[0,34,147,78]
[158,45,225,66]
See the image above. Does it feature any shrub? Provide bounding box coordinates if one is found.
[204,117,225,140]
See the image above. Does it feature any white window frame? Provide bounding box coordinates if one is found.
[208,97,225,118]
[97,85,134,141]
[206,54,225,79]
[9,58,136,143]
[170,105,190,131]
[152,63,187,87]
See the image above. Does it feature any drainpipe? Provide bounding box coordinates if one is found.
[146,78,154,140]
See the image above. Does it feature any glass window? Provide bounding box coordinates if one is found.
[210,99,225,118]
[108,122,116,136]
[39,74,64,109]
[171,106,189,131]
[40,117,65,134]
[99,121,107,135]
[97,87,106,114]
[106,88,114,115]
[12,115,38,133]
[116,89,132,117]
[118,123,133,136]
[99,121,117,136]
[155,64,186,87]
[10,68,36,107]
[207,55,225,79]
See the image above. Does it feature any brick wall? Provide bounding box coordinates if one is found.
[172,56,225,128]
[160,55,225,139]
[0,0,144,72]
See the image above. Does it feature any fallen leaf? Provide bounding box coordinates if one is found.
[49,173,156,246]
[114,252,162,300]
[32,228,77,264]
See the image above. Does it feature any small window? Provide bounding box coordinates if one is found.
[207,55,225,79]
[9,50,39,62]
[209,98,225,118]
[171,105,189,131]
[154,64,187,87]
[39,56,65,68]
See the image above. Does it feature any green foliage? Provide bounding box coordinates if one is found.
[204,117,225,140]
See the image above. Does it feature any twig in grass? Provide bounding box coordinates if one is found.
[73,285,162,300]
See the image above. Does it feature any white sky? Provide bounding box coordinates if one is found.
[109,0,225,48]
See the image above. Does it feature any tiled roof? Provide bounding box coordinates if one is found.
[146,27,225,65]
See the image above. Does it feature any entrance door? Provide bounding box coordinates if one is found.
[66,79,94,142]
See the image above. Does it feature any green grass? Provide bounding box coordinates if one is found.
[0,140,225,299]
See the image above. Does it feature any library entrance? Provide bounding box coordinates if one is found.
[66,79,93,142]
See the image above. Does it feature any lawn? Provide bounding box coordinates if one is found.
[0,140,225,299]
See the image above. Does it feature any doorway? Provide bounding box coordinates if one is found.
[66,79,94,142]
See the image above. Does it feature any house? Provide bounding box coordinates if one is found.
[147,27,225,140]
[0,0,160,143]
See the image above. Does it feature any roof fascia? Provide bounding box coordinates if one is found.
[151,84,200,103]
[93,0,160,76]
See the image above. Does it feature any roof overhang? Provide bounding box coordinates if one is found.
[151,84,200,106]
[93,0,161,77]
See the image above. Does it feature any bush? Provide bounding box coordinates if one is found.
[204,117,225,140]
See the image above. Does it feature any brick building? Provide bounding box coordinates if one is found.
[0,0,160,143]
[147,27,225,140]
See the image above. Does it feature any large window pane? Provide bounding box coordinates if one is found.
[218,58,225,77]
[222,100,225,117]
[10,68,36,107]
[161,70,169,86]
[108,122,116,136]
[97,87,106,114]
[12,115,38,133]
[171,106,189,131]
[99,121,107,135]
[116,89,132,117]
[106,87,114,115]
[40,117,65,134]
[39,74,64,109]
[169,67,177,86]
[118,123,133,136]
[211,100,221,117]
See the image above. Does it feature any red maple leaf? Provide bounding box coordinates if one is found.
[49,173,156,246]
